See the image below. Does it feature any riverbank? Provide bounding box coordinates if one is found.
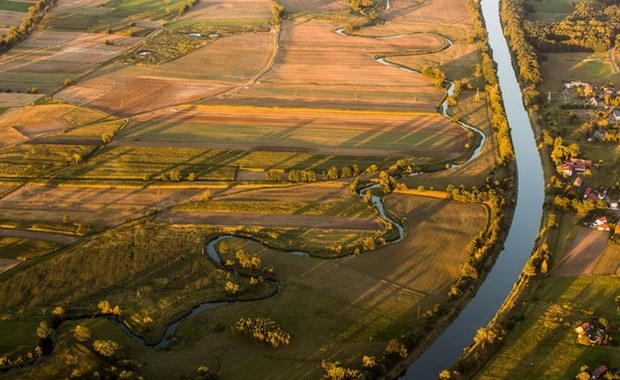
[392,0,546,377]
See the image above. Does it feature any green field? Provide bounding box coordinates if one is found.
[525,0,576,22]
[476,276,620,379]
[541,52,620,93]
[0,0,33,13]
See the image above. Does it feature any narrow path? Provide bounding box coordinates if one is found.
[610,47,619,73]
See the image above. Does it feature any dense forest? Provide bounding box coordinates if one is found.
[525,0,620,52]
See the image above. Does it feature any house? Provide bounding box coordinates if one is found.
[616,224,620,234]
[189,33,202,37]
[565,80,588,89]
[575,321,608,346]
[610,201,619,210]
[558,163,574,176]
[584,187,593,199]
[573,176,583,187]
[591,365,608,379]
[612,109,620,123]
[593,216,610,231]
[589,97,600,107]
[570,158,592,172]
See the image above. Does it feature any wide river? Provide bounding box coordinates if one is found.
[401,0,545,378]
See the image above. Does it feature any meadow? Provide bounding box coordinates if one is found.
[49,193,490,380]
[475,276,620,379]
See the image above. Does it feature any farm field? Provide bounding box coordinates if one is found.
[0,103,112,148]
[0,0,508,377]
[217,21,446,111]
[57,31,276,115]
[124,105,469,159]
[0,30,139,93]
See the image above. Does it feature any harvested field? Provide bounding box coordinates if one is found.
[380,0,471,33]
[552,227,610,276]
[0,30,139,93]
[177,0,271,21]
[124,105,468,159]
[157,210,382,230]
[0,184,204,226]
[0,93,42,107]
[57,32,276,115]
[278,0,348,13]
[0,103,110,148]
[218,21,445,111]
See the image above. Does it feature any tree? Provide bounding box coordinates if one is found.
[101,133,113,144]
[36,321,51,339]
[325,166,339,180]
[74,325,91,343]
[52,305,65,318]
[92,340,121,358]
[266,169,282,182]
[186,172,197,181]
[225,281,240,294]
[201,189,211,201]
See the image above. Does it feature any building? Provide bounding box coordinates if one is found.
[575,321,608,346]
[573,176,583,187]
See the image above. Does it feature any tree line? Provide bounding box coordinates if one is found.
[0,0,57,55]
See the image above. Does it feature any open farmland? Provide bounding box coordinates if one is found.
[125,105,469,159]
[217,21,446,111]
[0,30,139,93]
[57,31,276,115]
[0,184,206,226]
[0,103,112,147]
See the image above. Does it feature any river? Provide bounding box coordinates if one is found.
[400,0,545,378]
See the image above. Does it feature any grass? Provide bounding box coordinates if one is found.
[540,52,620,93]
[0,237,60,261]
[0,320,40,360]
[0,0,32,13]
[525,0,576,22]
[475,276,620,380]
[98,195,490,379]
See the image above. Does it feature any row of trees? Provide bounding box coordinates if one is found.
[468,0,516,164]
[0,0,57,55]
[265,163,369,183]
[500,0,542,106]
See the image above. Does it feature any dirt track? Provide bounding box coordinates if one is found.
[552,227,609,276]
[156,211,383,230]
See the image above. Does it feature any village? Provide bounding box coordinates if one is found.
[553,80,620,243]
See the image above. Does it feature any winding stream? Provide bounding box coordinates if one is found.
[400,0,546,378]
